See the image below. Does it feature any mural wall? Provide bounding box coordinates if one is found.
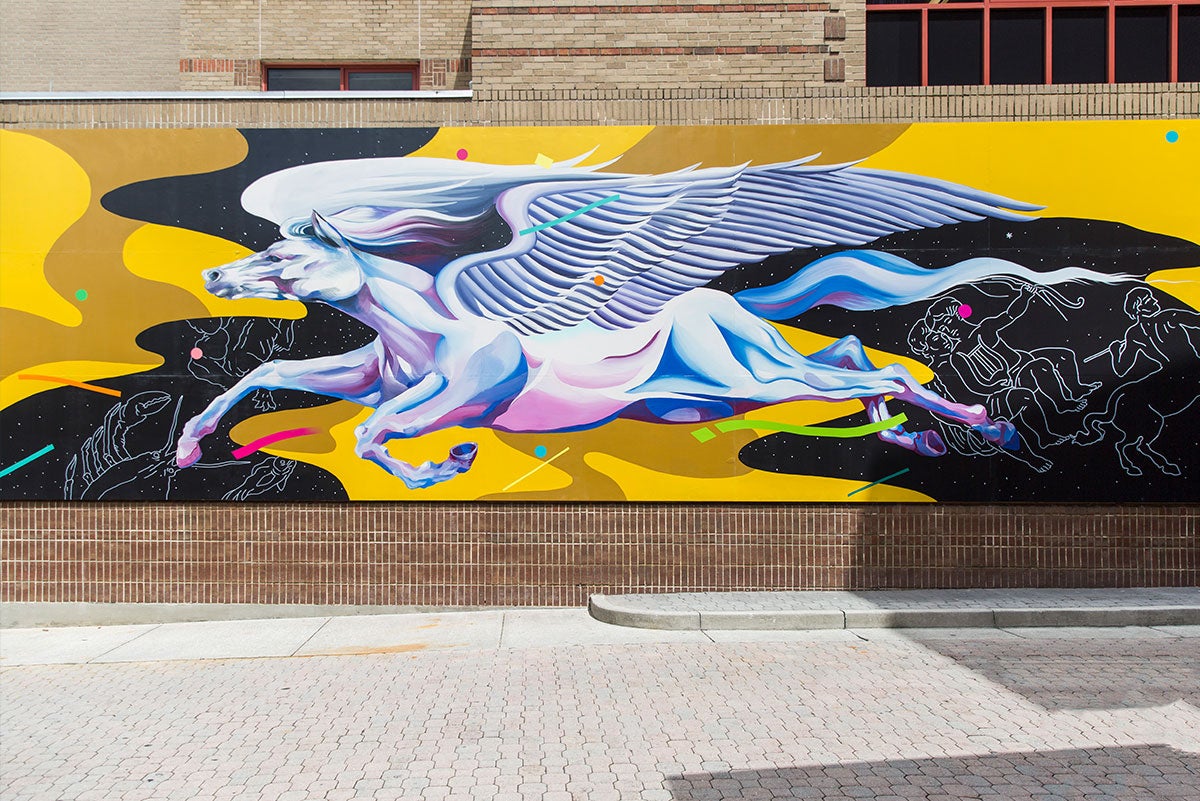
[2,122,1197,502]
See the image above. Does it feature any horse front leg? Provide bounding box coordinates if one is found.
[351,373,480,490]
[177,343,382,467]
[807,335,1017,456]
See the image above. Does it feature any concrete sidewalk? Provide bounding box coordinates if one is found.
[2,589,1199,667]
[0,609,714,667]
[589,587,1200,630]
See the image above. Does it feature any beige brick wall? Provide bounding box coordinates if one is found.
[844,2,865,85]
[180,0,473,90]
[3,84,1196,128]
[472,0,843,92]
[0,0,181,91]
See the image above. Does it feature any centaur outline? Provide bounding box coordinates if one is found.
[177,154,1123,488]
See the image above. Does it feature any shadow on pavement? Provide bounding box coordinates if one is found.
[665,745,1200,800]
[909,636,1200,710]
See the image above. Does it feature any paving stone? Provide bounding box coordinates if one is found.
[2,617,1198,800]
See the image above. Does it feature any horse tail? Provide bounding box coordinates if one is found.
[733,250,1133,320]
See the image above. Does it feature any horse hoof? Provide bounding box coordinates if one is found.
[449,442,479,471]
[177,441,202,468]
[974,421,1021,451]
[998,422,1021,451]
[914,430,947,457]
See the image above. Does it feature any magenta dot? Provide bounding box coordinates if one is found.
[957,303,972,319]
[456,148,468,160]
[190,347,204,360]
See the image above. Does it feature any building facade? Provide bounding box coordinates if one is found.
[2,0,1197,610]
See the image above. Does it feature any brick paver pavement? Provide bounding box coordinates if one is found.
[3,626,1198,800]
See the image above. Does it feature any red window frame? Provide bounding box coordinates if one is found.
[866,0,1197,85]
[262,63,420,91]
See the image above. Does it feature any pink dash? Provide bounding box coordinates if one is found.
[232,427,318,459]
[456,148,469,160]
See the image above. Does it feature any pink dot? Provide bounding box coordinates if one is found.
[456,148,468,160]
[190,347,204,360]
[957,303,972,319]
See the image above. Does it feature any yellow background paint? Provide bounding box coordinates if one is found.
[0,131,91,327]
[863,120,1199,245]
[123,224,307,320]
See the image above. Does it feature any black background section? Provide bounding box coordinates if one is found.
[0,308,362,501]
[1,129,437,501]
[102,128,439,252]
[709,218,1200,502]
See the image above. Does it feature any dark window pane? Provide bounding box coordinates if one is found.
[867,11,922,86]
[266,68,340,91]
[1115,7,1169,83]
[990,9,1045,85]
[928,10,983,85]
[1052,8,1107,84]
[1177,6,1200,81]
[347,71,414,91]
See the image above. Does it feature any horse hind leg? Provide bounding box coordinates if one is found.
[1131,415,1181,477]
[806,335,1017,456]
[1116,435,1145,477]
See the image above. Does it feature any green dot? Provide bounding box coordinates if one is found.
[74,289,88,301]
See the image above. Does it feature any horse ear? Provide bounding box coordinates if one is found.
[311,211,350,250]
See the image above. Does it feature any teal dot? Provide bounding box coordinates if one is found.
[1166,130,1179,143]
[74,289,88,301]
[534,445,548,459]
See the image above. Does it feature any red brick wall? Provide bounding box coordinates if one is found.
[3,504,1195,606]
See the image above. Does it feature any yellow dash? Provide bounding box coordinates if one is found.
[534,153,554,168]
[18,374,123,398]
[502,447,570,492]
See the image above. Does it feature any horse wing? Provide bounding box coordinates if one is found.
[436,158,1041,335]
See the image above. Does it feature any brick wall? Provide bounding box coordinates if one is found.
[3,84,1197,128]
[180,0,473,90]
[4,504,1196,606]
[0,0,181,91]
[471,0,847,92]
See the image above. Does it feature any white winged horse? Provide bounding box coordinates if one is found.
[176,154,1117,489]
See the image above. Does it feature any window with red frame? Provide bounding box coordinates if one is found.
[264,64,418,91]
[867,0,1200,86]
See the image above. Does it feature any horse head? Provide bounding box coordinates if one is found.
[203,211,365,303]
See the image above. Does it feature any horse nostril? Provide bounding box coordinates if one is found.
[204,270,221,282]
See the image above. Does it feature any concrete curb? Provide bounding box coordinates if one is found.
[588,595,1200,631]
[588,596,701,630]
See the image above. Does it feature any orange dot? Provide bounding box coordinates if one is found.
[593,275,605,285]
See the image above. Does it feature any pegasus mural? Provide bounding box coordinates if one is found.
[2,123,1197,501]
[176,155,1129,488]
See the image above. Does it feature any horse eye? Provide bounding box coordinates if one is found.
[266,254,283,263]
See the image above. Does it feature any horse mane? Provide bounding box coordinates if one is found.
[292,206,511,273]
